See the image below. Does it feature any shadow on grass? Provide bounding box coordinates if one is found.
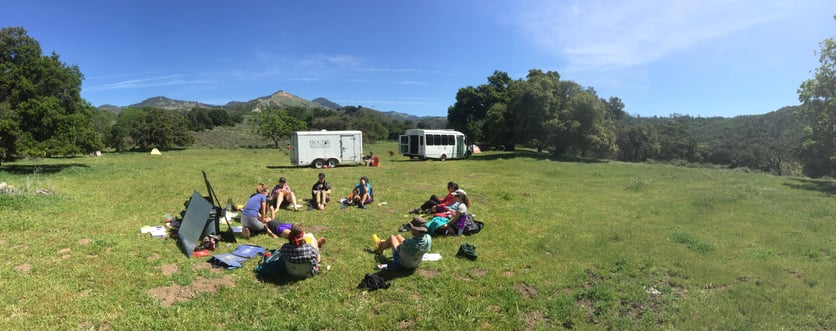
[266,165,303,170]
[784,178,836,196]
[368,249,417,282]
[0,163,90,175]
[353,256,416,291]
[388,150,606,164]
[471,150,607,163]
[255,274,302,286]
[266,164,373,169]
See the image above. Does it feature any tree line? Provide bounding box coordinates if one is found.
[2,24,835,178]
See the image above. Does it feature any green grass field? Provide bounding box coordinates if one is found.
[0,142,833,330]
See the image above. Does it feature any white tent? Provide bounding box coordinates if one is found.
[150,148,162,155]
[470,145,482,154]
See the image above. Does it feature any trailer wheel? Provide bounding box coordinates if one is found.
[440,154,447,161]
[313,159,324,168]
[327,159,338,168]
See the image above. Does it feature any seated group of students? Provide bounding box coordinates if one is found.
[372,182,471,271]
[237,177,470,279]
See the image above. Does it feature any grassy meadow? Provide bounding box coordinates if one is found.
[0,141,833,330]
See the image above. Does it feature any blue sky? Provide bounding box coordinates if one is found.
[3,0,833,118]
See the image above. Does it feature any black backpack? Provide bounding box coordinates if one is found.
[461,215,484,235]
[357,272,390,291]
[456,243,478,260]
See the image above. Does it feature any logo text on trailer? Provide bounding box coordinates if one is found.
[310,139,330,148]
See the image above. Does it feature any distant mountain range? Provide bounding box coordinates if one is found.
[97,90,438,123]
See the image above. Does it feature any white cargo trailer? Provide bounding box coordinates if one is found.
[399,129,468,161]
[290,130,363,168]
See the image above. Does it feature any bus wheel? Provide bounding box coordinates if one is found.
[440,154,447,161]
[313,159,324,168]
[327,159,338,168]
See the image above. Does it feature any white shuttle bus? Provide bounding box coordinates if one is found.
[399,129,468,161]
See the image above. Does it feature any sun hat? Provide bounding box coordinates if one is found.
[407,216,428,232]
[452,189,467,196]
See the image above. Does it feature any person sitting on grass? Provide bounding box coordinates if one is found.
[268,177,299,218]
[363,151,374,167]
[350,176,373,209]
[409,181,458,214]
[241,183,271,239]
[279,224,323,278]
[310,172,332,210]
[372,216,432,270]
[439,189,471,236]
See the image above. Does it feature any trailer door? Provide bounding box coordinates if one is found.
[341,134,358,162]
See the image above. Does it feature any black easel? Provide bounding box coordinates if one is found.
[202,171,237,243]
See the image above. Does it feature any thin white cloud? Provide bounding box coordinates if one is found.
[398,80,426,86]
[518,0,792,72]
[336,97,437,107]
[297,54,361,68]
[364,67,417,73]
[86,75,213,91]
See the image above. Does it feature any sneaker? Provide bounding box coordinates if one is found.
[376,263,389,270]
[317,237,326,249]
[242,227,250,239]
[372,234,381,253]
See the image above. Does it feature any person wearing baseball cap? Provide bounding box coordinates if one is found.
[371,216,432,270]
[442,189,472,236]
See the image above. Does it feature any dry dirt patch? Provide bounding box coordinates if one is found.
[148,275,235,306]
[416,269,440,278]
[159,264,178,276]
[77,321,110,331]
[515,283,538,299]
[471,268,487,278]
[78,238,92,245]
[59,248,72,259]
[522,310,551,330]
[14,263,32,273]
[306,224,329,233]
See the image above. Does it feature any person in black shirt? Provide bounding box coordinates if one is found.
[310,172,332,210]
